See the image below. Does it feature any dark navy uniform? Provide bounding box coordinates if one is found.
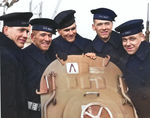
[84,31,125,66]
[52,33,91,55]
[23,44,56,118]
[22,18,57,118]
[122,41,150,117]
[0,32,29,118]
[115,19,150,118]
[0,12,32,118]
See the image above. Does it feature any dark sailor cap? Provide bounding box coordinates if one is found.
[54,10,76,29]
[0,12,33,27]
[29,18,58,34]
[115,19,144,37]
[91,8,117,21]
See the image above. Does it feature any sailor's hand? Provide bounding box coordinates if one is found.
[85,52,96,60]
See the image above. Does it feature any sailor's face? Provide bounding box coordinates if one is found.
[58,23,77,42]
[92,20,113,42]
[122,32,145,55]
[4,26,29,48]
[31,31,52,53]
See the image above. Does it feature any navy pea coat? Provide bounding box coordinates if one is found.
[22,44,56,118]
[84,31,125,67]
[0,32,29,118]
[120,41,150,118]
[52,33,91,55]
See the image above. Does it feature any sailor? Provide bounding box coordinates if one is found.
[22,18,57,118]
[51,9,91,60]
[85,8,125,67]
[115,19,150,118]
[0,12,33,118]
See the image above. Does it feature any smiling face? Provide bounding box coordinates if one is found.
[3,26,29,48]
[122,32,145,55]
[92,19,113,42]
[31,30,52,53]
[58,22,77,42]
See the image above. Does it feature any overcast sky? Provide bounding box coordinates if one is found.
[0,0,149,39]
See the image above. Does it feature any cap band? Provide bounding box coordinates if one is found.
[32,25,55,34]
[4,20,29,27]
[93,14,113,21]
[121,25,144,37]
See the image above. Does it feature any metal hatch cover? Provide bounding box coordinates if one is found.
[39,55,136,118]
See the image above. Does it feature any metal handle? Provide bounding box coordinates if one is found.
[84,92,99,97]
[50,71,56,91]
[44,75,49,89]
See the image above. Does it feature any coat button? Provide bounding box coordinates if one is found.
[34,84,36,87]
[141,81,145,86]
[143,95,146,100]
[139,67,143,71]
[129,84,132,89]
[131,97,135,101]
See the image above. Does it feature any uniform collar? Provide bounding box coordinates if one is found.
[73,34,86,51]
[58,35,71,53]
[109,31,122,48]
[58,33,86,52]
[92,35,104,52]
[135,41,150,61]
[92,31,122,52]
[23,43,46,65]
[0,32,23,61]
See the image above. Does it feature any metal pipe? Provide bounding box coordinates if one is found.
[43,90,56,118]
[43,71,56,118]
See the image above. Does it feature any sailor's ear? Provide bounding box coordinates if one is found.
[3,26,9,36]
[92,24,96,31]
